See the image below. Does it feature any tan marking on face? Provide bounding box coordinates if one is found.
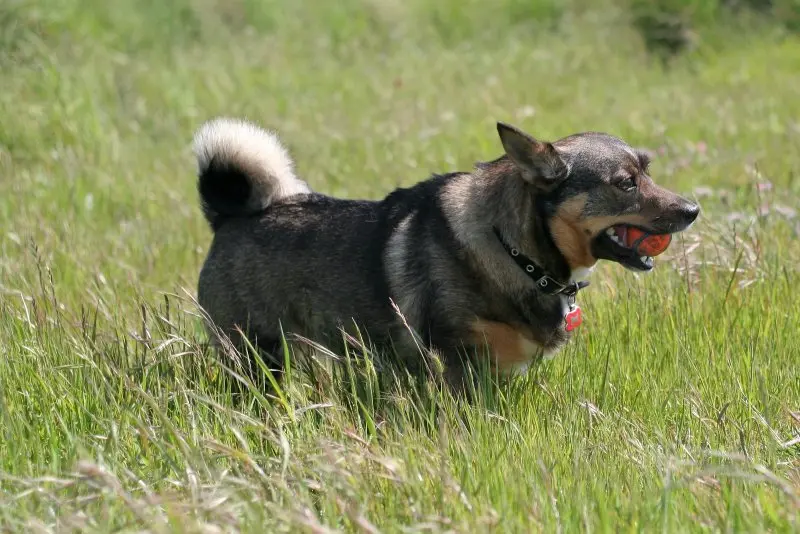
[550,194,652,269]
[471,319,543,373]
[550,194,595,270]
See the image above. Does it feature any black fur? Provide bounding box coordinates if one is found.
[198,156,258,231]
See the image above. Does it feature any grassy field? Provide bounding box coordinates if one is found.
[1,0,799,531]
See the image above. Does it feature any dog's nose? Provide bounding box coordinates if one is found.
[680,200,700,223]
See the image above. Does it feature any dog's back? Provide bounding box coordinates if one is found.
[199,195,404,352]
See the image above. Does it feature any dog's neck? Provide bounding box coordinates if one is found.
[441,168,581,322]
[443,158,575,287]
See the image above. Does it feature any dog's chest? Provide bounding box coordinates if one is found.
[470,317,568,375]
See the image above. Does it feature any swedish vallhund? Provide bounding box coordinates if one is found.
[193,118,699,390]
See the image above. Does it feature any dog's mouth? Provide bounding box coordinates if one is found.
[591,224,661,272]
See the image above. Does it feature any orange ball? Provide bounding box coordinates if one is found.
[624,228,672,256]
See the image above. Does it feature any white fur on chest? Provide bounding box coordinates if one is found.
[570,266,595,283]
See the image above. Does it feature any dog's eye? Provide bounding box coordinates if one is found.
[616,176,636,192]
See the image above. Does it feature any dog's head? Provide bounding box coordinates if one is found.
[497,122,699,272]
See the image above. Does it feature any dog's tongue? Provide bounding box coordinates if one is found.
[613,225,628,242]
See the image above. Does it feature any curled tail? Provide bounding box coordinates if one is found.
[193,117,311,230]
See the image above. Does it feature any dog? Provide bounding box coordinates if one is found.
[193,118,699,389]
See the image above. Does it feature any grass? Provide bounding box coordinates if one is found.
[1,0,799,531]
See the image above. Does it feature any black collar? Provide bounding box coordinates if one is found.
[493,227,589,297]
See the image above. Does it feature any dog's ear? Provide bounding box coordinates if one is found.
[634,147,653,173]
[497,122,568,191]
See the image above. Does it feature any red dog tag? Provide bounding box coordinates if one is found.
[565,306,582,332]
